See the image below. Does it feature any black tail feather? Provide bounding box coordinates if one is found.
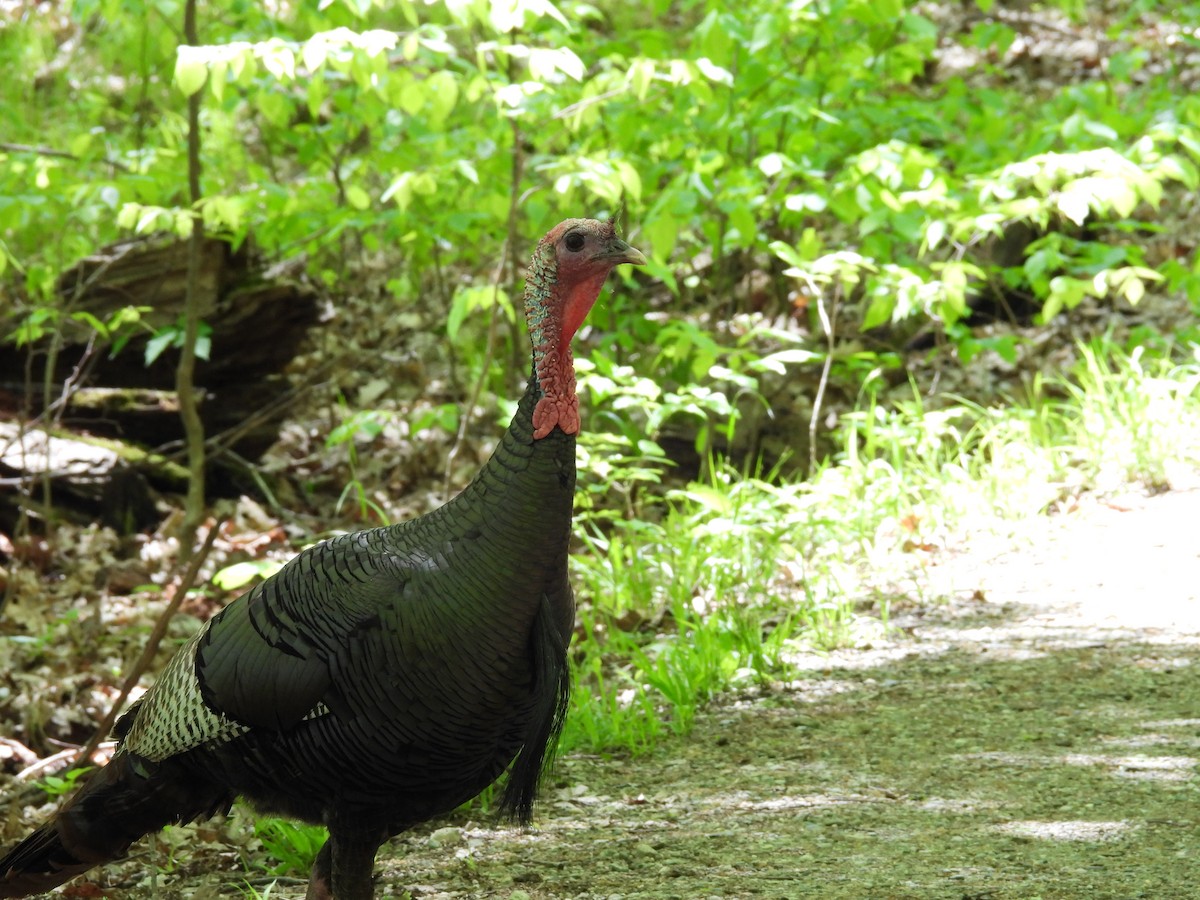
[0,753,229,899]
[499,593,572,825]
[0,820,96,899]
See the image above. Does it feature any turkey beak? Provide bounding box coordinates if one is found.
[601,237,648,267]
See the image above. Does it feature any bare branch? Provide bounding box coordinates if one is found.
[0,141,132,173]
[73,521,222,768]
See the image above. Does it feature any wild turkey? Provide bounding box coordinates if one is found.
[0,218,646,899]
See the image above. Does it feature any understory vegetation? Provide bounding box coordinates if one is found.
[3,0,1200,890]
[564,342,1200,755]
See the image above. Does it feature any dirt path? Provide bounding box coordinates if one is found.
[358,488,1200,900]
[11,490,1200,899]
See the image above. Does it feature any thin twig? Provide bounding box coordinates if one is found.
[443,62,526,496]
[176,0,207,555]
[551,88,624,120]
[442,205,515,496]
[46,333,99,428]
[808,285,840,476]
[0,141,132,173]
[200,368,329,457]
[16,745,114,783]
[73,521,222,768]
[0,737,39,769]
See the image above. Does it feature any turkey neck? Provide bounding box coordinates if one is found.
[449,371,577,532]
[424,369,576,591]
[431,234,584,560]
[387,241,583,637]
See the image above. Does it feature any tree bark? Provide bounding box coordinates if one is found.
[178,0,206,553]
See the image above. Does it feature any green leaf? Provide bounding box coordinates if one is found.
[144,330,175,366]
[627,59,654,101]
[410,403,460,435]
[489,0,569,32]
[327,410,385,447]
[923,219,947,253]
[695,57,733,87]
[784,193,826,213]
[447,286,511,343]
[396,0,419,26]
[70,311,109,339]
[455,159,480,184]
[260,40,296,82]
[174,47,209,96]
[209,59,227,102]
[769,240,806,270]
[173,210,194,239]
[758,153,786,178]
[11,308,56,347]
[798,228,822,260]
[1107,49,1146,82]
[398,76,427,116]
[902,13,938,42]
[256,91,290,128]
[381,173,415,209]
[645,215,677,261]
[302,36,328,73]
[427,71,460,123]
[213,560,284,590]
[345,185,371,210]
[940,261,973,314]
[412,172,437,197]
[1055,188,1090,227]
[306,73,328,120]
[750,348,818,375]
[69,132,93,158]
[1123,276,1145,305]
[617,161,642,201]
[862,290,896,330]
[529,47,585,81]
[131,205,160,233]
[1044,276,1093,321]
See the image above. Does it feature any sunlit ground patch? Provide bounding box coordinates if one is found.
[1060,753,1199,782]
[961,749,1198,782]
[994,820,1131,841]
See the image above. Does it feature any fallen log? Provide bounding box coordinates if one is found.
[0,234,321,462]
[0,423,189,532]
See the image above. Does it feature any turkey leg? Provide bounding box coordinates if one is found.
[306,829,383,900]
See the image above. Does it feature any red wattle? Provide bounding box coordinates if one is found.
[559,270,609,354]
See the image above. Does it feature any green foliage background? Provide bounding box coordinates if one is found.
[6,0,1199,338]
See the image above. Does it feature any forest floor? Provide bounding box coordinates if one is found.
[71,483,1192,900]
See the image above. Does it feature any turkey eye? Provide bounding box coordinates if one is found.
[564,232,585,252]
